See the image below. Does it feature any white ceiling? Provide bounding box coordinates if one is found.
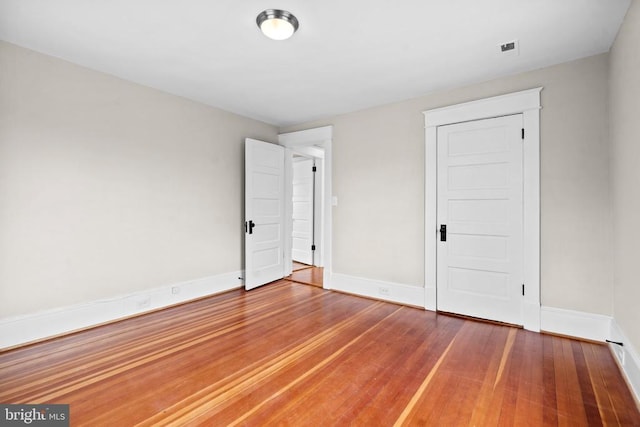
[0,0,631,127]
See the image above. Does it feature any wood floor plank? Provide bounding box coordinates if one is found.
[138,301,396,426]
[3,285,328,403]
[1,280,639,426]
[554,336,590,426]
[288,266,323,287]
[515,331,547,426]
[220,306,406,426]
[466,327,516,426]
[586,341,640,426]
[542,333,560,425]
[571,340,604,426]
[244,307,459,427]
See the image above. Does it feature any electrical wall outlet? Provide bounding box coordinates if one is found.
[171,286,180,295]
[378,287,390,296]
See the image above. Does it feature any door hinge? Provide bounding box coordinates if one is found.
[312,166,317,172]
[311,244,316,251]
[522,284,525,296]
[521,128,525,139]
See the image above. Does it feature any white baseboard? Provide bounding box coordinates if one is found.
[540,306,612,342]
[329,273,425,308]
[0,271,243,349]
[609,320,640,403]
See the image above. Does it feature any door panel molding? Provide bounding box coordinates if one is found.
[424,88,542,332]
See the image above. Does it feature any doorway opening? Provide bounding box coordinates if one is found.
[279,126,333,289]
[288,153,324,288]
[291,155,317,266]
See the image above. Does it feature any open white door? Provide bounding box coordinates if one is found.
[436,114,524,325]
[245,138,285,290]
[292,157,314,265]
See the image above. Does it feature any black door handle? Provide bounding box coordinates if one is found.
[440,224,447,242]
[246,220,255,234]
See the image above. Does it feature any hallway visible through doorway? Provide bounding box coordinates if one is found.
[288,262,323,288]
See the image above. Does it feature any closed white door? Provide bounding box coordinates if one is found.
[245,138,285,290]
[437,114,524,325]
[292,157,314,265]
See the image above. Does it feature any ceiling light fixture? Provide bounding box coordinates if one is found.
[256,9,299,41]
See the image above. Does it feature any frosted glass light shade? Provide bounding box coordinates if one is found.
[257,10,299,41]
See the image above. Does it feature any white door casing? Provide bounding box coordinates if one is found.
[436,114,524,325]
[245,138,285,290]
[424,87,541,332]
[279,126,333,287]
[292,157,314,265]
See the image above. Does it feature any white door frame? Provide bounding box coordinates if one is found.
[424,88,542,332]
[279,126,333,288]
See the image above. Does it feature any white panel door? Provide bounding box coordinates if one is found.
[245,138,285,290]
[292,157,314,265]
[437,114,523,325]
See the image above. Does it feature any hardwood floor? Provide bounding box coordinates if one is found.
[288,264,323,288]
[1,280,639,426]
[292,261,311,271]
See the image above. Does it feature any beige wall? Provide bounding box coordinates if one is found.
[282,53,613,315]
[0,41,278,317]
[610,1,640,351]
[0,34,623,326]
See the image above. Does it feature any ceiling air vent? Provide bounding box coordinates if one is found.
[500,39,519,56]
